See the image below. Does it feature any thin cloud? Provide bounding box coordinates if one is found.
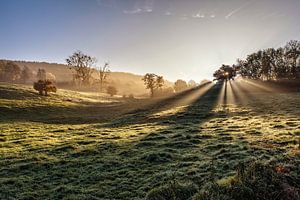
[225,1,255,19]
[123,0,154,15]
[192,13,205,18]
[123,8,143,14]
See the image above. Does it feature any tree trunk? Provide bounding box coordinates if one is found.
[150,88,154,98]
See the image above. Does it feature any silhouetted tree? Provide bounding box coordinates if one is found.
[33,80,57,96]
[213,65,236,81]
[261,49,275,80]
[106,85,117,96]
[66,51,95,86]
[156,76,164,91]
[273,47,288,79]
[235,40,300,80]
[174,79,188,92]
[142,73,165,97]
[98,62,110,92]
[284,40,300,79]
[142,73,157,97]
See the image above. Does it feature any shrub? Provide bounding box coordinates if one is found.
[146,162,300,200]
[33,80,57,96]
[128,94,134,99]
[193,162,300,200]
[106,85,117,96]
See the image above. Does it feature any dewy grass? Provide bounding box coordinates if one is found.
[0,83,299,199]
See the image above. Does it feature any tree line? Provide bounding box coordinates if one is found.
[0,61,33,83]
[142,73,200,98]
[213,40,300,81]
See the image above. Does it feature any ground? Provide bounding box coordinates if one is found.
[0,81,299,199]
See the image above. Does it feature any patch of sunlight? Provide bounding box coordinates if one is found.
[201,110,299,159]
[150,106,188,118]
[56,90,120,103]
[213,104,252,114]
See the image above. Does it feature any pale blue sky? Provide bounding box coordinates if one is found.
[0,0,299,81]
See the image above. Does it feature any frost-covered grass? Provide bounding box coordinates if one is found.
[0,82,299,199]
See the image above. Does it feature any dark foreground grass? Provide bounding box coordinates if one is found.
[0,82,299,199]
[147,161,300,200]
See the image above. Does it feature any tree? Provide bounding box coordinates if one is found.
[156,76,164,91]
[142,73,157,97]
[98,62,110,92]
[106,85,117,96]
[245,53,261,79]
[2,61,21,82]
[66,51,96,86]
[46,72,56,82]
[174,79,188,92]
[20,66,33,83]
[273,48,288,79]
[36,68,46,81]
[284,40,300,79]
[142,73,165,97]
[188,80,197,88]
[33,80,57,96]
[260,49,275,81]
[219,40,300,81]
[213,65,236,81]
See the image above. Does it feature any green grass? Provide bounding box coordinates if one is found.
[0,82,299,199]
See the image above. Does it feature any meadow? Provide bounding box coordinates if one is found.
[0,81,299,199]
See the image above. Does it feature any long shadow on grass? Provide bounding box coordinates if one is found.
[100,82,215,128]
[113,83,223,192]
[0,83,213,125]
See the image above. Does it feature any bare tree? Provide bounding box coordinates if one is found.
[98,62,110,92]
[66,51,96,86]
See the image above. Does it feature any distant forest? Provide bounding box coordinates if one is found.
[0,60,172,96]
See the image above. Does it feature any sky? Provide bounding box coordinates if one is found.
[0,0,300,82]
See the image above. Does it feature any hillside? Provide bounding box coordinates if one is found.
[5,60,173,96]
[0,81,299,199]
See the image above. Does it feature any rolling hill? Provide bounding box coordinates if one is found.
[4,60,173,96]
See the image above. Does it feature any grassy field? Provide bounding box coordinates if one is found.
[0,81,299,199]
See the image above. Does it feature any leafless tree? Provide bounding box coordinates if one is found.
[98,62,110,92]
